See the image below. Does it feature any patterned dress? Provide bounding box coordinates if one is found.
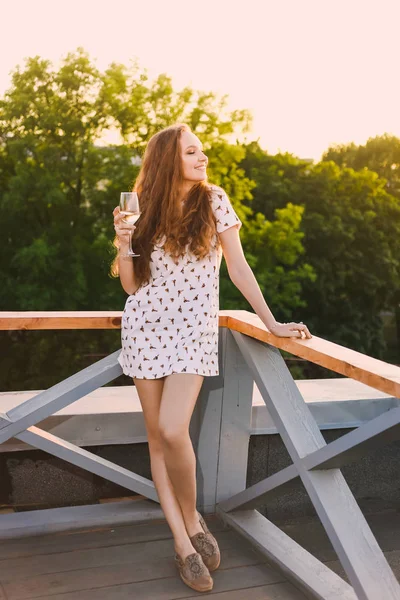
[118,186,242,379]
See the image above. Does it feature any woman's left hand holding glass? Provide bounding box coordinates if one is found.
[113,206,136,253]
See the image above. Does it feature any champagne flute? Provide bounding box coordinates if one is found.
[119,192,141,257]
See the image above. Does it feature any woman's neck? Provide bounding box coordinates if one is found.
[179,180,195,201]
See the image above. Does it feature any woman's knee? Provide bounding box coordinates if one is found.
[158,422,187,447]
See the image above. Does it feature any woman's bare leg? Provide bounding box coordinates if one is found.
[133,376,197,559]
[158,373,205,544]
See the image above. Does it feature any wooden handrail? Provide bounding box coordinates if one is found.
[222,311,400,398]
[0,311,123,330]
[1,310,399,397]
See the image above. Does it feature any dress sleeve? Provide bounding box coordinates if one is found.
[211,188,242,234]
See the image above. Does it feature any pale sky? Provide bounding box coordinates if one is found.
[1,0,399,160]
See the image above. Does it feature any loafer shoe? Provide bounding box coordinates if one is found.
[174,551,213,592]
[190,512,221,572]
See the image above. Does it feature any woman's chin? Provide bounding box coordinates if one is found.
[184,173,208,187]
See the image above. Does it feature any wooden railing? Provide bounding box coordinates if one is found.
[1,310,400,600]
[2,309,399,396]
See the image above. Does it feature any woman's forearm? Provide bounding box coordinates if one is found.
[118,246,139,295]
[229,262,278,331]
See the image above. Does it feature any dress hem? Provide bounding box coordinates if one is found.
[121,370,219,379]
[118,353,219,379]
[118,362,219,379]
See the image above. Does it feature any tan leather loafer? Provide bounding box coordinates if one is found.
[190,512,221,571]
[174,551,213,592]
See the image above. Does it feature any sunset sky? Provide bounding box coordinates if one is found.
[1,0,399,159]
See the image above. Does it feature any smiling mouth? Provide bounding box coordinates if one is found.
[195,165,207,170]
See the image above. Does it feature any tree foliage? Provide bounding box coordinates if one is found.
[0,49,311,389]
[323,134,400,199]
[240,143,400,355]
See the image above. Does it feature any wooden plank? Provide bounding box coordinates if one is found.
[0,521,176,560]
[14,564,292,600]
[216,329,254,503]
[252,381,398,435]
[1,378,394,416]
[324,549,400,586]
[219,464,299,512]
[278,510,400,564]
[303,406,400,471]
[15,426,158,501]
[218,508,357,600]
[0,499,164,541]
[0,351,122,442]
[293,377,394,403]
[184,583,308,599]
[0,311,123,330]
[223,310,400,397]
[2,545,267,599]
[0,515,225,560]
[0,414,10,432]
[0,530,238,578]
[0,311,225,331]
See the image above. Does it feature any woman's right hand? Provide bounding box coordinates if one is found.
[113,206,136,249]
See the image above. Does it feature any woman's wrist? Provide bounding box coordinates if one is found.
[118,244,132,259]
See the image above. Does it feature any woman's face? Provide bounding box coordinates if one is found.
[180,130,208,185]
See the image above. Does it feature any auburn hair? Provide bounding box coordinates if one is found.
[111,123,219,288]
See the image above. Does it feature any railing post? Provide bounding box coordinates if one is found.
[193,327,253,513]
[216,328,254,504]
[191,327,225,513]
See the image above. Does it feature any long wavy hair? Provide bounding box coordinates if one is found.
[111,123,218,288]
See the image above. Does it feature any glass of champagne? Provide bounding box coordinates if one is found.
[119,192,141,257]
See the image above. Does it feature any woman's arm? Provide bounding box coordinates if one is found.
[113,207,139,295]
[219,226,311,339]
[118,255,138,295]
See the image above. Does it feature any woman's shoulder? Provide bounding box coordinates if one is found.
[207,184,242,232]
[206,184,228,201]
[207,183,225,194]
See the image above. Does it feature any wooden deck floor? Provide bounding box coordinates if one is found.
[0,514,308,599]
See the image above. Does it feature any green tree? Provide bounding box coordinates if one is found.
[0,49,253,314]
[240,142,312,218]
[240,144,400,356]
[300,162,400,355]
[324,134,400,350]
[101,62,252,153]
[0,50,122,311]
[220,202,315,321]
[323,134,400,199]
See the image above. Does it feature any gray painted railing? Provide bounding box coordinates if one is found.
[216,330,400,600]
[1,311,400,600]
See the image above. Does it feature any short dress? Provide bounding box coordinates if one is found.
[118,185,242,379]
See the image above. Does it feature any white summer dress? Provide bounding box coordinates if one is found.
[118,186,242,379]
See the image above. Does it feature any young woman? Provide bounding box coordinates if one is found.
[112,123,311,593]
